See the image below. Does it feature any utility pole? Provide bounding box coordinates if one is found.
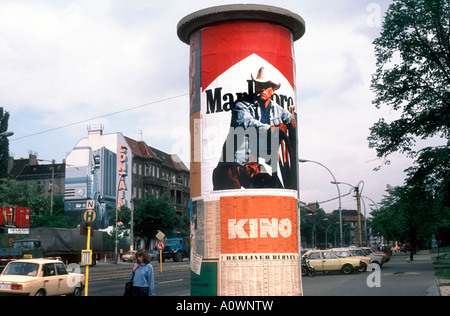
[355,186,363,246]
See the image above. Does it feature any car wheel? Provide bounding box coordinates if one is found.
[173,252,182,262]
[341,264,354,275]
[35,289,46,296]
[72,287,83,296]
[358,262,367,272]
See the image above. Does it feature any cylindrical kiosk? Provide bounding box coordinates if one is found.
[178,4,306,296]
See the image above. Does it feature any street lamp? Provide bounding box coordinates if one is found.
[311,218,328,249]
[332,181,364,246]
[361,195,379,245]
[299,159,343,246]
[37,158,56,215]
[0,131,14,138]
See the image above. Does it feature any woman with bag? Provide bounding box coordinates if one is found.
[127,249,155,296]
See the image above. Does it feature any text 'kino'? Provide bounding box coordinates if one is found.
[228,218,292,239]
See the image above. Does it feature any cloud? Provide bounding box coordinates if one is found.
[4,0,412,213]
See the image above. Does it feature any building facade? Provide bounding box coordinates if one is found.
[8,154,66,201]
[332,209,366,245]
[64,125,190,229]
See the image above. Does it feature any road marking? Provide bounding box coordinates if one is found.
[159,279,184,284]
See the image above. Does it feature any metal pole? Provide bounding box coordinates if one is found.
[115,173,125,264]
[85,225,91,296]
[299,159,343,246]
[334,181,364,246]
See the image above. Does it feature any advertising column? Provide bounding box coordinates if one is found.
[178,4,306,296]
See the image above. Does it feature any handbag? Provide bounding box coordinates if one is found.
[124,272,134,296]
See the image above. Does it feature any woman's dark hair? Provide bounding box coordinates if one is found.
[135,249,151,264]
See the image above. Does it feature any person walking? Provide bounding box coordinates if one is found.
[130,249,155,296]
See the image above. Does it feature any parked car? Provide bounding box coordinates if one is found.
[122,250,137,262]
[0,259,85,296]
[361,247,389,265]
[347,247,384,267]
[332,248,369,272]
[303,250,362,274]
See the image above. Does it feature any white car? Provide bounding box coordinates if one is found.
[0,259,85,296]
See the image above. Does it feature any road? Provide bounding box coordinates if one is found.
[86,253,439,296]
[86,260,190,296]
[88,270,190,296]
[302,252,439,296]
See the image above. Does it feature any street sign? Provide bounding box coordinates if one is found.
[86,200,95,209]
[82,209,97,224]
[81,250,92,265]
[157,241,165,250]
[156,231,165,240]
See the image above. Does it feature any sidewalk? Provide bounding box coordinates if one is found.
[409,250,450,296]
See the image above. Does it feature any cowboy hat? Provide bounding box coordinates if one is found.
[251,67,281,91]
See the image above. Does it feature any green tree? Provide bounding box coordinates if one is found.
[0,107,10,179]
[300,205,341,248]
[369,0,450,248]
[369,0,449,162]
[371,183,442,260]
[33,197,74,228]
[0,178,66,227]
[133,194,182,248]
[369,0,449,173]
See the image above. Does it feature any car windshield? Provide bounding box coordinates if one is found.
[166,240,178,245]
[350,249,365,256]
[3,262,39,277]
[333,250,351,258]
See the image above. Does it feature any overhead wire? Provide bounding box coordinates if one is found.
[10,92,189,142]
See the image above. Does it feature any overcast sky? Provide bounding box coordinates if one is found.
[2,0,417,214]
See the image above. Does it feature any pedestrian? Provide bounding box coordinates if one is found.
[130,249,155,296]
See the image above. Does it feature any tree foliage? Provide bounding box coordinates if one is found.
[369,0,450,248]
[0,178,73,227]
[132,194,182,248]
[0,107,10,179]
[369,0,449,161]
[300,205,349,247]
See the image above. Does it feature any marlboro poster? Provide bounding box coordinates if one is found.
[190,22,298,199]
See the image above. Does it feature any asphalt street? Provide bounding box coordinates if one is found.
[302,252,439,296]
[86,252,439,296]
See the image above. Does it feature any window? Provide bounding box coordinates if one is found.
[333,250,350,258]
[307,252,321,260]
[3,262,39,277]
[55,263,68,275]
[43,263,56,277]
[322,251,336,259]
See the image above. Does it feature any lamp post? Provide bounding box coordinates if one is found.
[311,218,328,249]
[361,195,379,246]
[299,159,343,246]
[37,158,56,215]
[332,181,364,246]
[0,131,14,138]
